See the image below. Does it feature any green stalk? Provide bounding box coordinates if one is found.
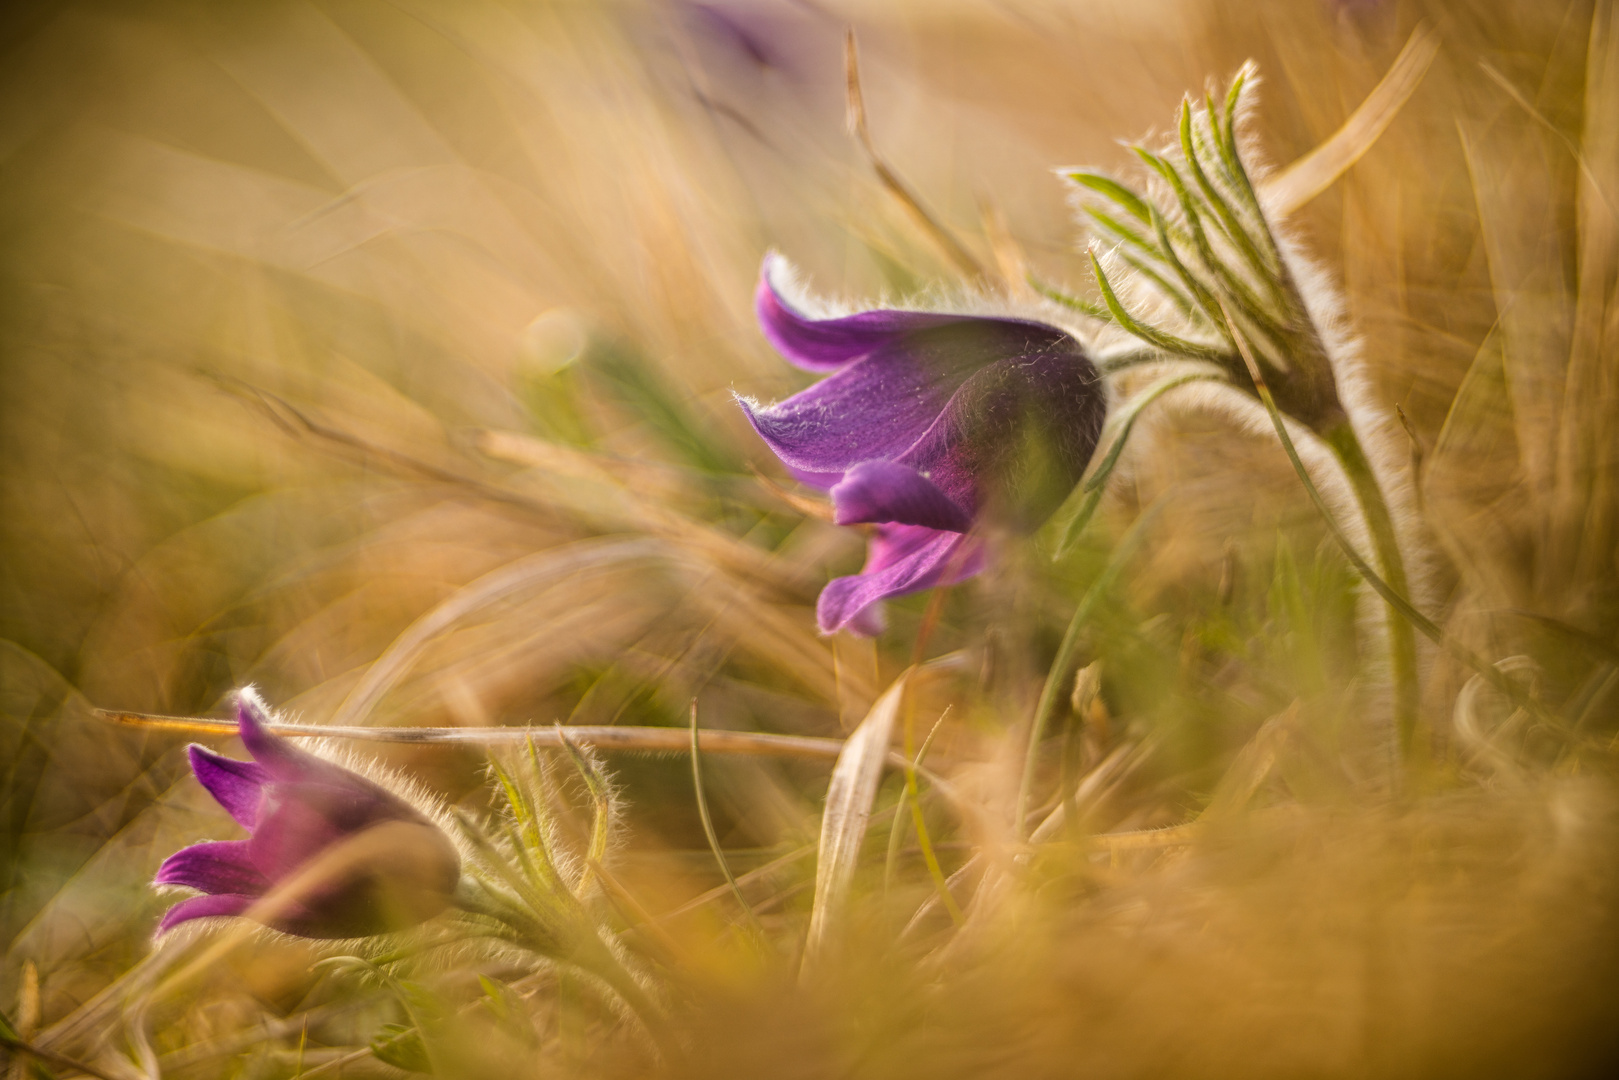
[886,715,948,884]
[1053,371,1225,557]
[1320,423,1422,756]
[1218,303,1550,758]
[902,692,964,924]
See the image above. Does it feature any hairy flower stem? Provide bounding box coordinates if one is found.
[1217,100,1421,761]
[1221,304,1550,768]
[1321,422,1422,759]
[589,954,676,1058]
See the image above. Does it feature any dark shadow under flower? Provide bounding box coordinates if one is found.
[155,691,461,939]
[738,256,1108,634]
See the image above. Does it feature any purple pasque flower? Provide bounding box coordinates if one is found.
[155,691,460,939]
[738,256,1107,634]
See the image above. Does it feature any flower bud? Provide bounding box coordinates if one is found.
[155,692,460,939]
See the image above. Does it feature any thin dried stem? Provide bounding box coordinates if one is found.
[845,29,986,279]
[98,708,849,761]
[1260,23,1441,216]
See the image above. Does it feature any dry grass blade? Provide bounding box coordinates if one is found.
[1028,737,1158,843]
[476,428,819,602]
[231,383,544,515]
[94,709,852,762]
[844,29,986,279]
[587,857,691,965]
[1478,60,1615,218]
[329,538,667,727]
[655,845,817,924]
[749,465,837,522]
[1261,22,1440,215]
[1198,704,1295,822]
[1453,655,1540,779]
[1559,2,1619,588]
[802,671,911,974]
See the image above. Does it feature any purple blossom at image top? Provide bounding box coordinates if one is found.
[738,256,1108,634]
[154,691,460,939]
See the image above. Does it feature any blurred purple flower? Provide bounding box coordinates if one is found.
[155,692,460,939]
[738,256,1107,634]
[686,2,785,71]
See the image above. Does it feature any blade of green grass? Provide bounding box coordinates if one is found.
[1018,500,1165,837]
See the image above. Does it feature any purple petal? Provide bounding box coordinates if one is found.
[742,316,1089,489]
[156,840,269,895]
[739,321,1019,478]
[755,258,958,372]
[248,780,416,881]
[816,525,983,635]
[233,693,444,875]
[187,745,268,828]
[236,694,329,782]
[236,694,388,792]
[158,691,462,941]
[831,460,971,531]
[157,892,257,933]
[895,345,1107,530]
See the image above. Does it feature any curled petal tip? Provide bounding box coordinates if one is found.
[231,688,336,782]
[157,893,256,934]
[816,525,980,635]
[753,257,961,374]
[186,745,268,829]
[155,840,267,895]
[235,689,275,749]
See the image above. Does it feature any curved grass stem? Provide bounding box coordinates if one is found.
[689,701,760,931]
[890,707,959,923]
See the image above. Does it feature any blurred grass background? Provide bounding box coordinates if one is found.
[3,0,1619,1076]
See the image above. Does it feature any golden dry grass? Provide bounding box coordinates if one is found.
[3,0,1618,1076]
